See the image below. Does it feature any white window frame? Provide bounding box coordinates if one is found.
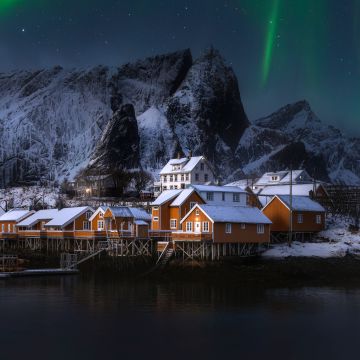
[152,206,159,211]
[97,220,104,230]
[170,219,177,229]
[225,223,232,234]
[1,224,4,232]
[195,209,200,216]
[99,212,104,219]
[233,193,240,202]
[85,211,92,220]
[83,221,91,230]
[190,202,197,209]
[8,224,11,233]
[186,222,193,232]
[241,223,246,230]
[185,174,189,181]
[298,214,304,224]
[316,215,322,224]
[153,216,159,222]
[257,224,265,234]
[202,221,209,233]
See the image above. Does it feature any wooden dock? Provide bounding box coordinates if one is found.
[0,268,78,278]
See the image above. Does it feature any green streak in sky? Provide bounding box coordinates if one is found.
[261,0,280,87]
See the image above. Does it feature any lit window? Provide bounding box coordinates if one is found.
[316,215,322,224]
[186,222,192,232]
[298,214,303,224]
[97,220,104,230]
[241,223,246,230]
[233,193,240,202]
[225,223,232,234]
[195,209,200,216]
[257,224,265,234]
[170,219,177,229]
[202,222,209,232]
[206,192,214,201]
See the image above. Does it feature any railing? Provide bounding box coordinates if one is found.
[171,231,213,242]
[148,230,172,239]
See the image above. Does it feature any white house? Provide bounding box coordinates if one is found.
[154,155,215,197]
[190,185,248,206]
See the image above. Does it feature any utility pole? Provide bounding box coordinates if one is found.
[288,166,293,246]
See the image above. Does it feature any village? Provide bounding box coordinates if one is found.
[0,153,358,275]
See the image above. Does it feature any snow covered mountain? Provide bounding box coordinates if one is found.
[0,48,359,187]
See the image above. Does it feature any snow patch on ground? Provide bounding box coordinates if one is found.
[263,215,360,259]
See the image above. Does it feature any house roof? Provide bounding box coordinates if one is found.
[151,190,182,206]
[128,207,151,222]
[134,220,149,226]
[159,156,204,174]
[181,204,272,224]
[191,185,247,194]
[255,170,311,186]
[45,207,93,227]
[88,206,107,221]
[265,195,326,212]
[0,209,34,222]
[170,188,197,207]
[17,209,59,227]
[104,206,151,222]
[225,179,257,188]
[258,183,322,197]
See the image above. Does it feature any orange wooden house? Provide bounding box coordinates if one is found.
[44,206,95,239]
[151,188,205,232]
[16,209,59,239]
[174,204,272,244]
[0,209,35,240]
[89,206,151,238]
[262,195,326,233]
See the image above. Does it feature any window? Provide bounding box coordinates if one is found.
[195,209,200,216]
[233,193,240,202]
[174,185,178,189]
[153,216,159,222]
[170,185,173,189]
[186,222,192,232]
[297,214,303,224]
[163,186,167,190]
[271,176,279,181]
[206,192,214,201]
[85,211,92,220]
[99,212,104,218]
[241,223,246,230]
[204,174,208,182]
[170,175,173,182]
[200,163,204,171]
[83,221,91,230]
[181,183,185,189]
[195,173,199,181]
[225,223,232,234]
[202,221,209,232]
[181,174,185,181]
[185,174,189,181]
[8,224,11,233]
[257,224,265,234]
[170,219,177,229]
[190,202,197,209]
[316,215,322,224]
[153,206,159,211]
[97,220,104,230]
[1,224,4,232]
[163,176,167,183]
[222,192,225,201]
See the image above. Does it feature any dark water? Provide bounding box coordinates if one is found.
[1,273,360,360]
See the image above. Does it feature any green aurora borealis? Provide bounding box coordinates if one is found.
[0,0,359,133]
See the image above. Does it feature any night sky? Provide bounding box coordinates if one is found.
[0,0,359,135]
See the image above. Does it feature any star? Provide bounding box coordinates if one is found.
[21,28,25,33]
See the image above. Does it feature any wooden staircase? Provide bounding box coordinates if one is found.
[156,242,174,269]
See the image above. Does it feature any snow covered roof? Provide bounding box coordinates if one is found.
[258,183,321,197]
[0,208,4,217]
[107,207,132,218]
[181,204,272,224]
[170,188,197,207]
[134,220,149,226]
[151,190,182,205]
[88,206,107,221]
[159,156,204,174]
[191,185,247,193]
[0,209,34,222]
[45,207,94,227]
[255,170,311,186]
[267,195,326,212]
[225,179,256,188]
[17,209,59,227]
[128,207,151,222]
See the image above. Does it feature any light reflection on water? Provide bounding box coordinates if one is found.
[1,274,360,360]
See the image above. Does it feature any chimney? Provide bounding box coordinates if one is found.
[188,150,192,159]
[177,152,181,159]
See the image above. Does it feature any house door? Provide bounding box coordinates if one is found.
[194,222,201,233]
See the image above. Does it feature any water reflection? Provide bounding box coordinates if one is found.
[1,274,360,359]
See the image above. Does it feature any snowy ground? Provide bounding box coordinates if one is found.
[263,215,360,259]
